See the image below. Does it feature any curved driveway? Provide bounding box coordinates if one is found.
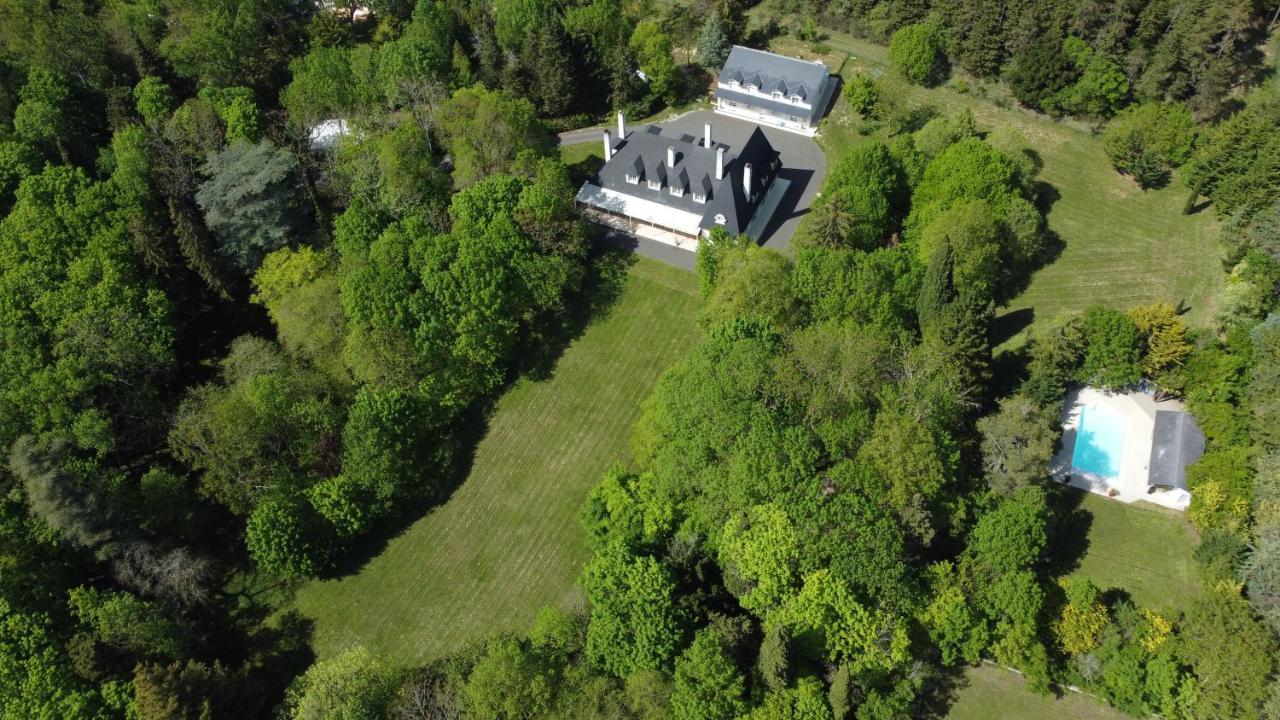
[560,109,827,254]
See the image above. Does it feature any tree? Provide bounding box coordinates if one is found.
[133,660,248,720]
[1077,306,1142,389]
[697,14,731,70]
[286,646,401,720]
[158,0,299,88]
[463,636,555,718]
[1007,34,1078,113]
[12,68,71,161]
[67,586,185,660]
[583,550,684,675]
[1184,102,1280,215]
[195,139,303,272]
[252,246,349,384]
[0,599,107,719]
[670,628,746,720]
[338,387,444,523]
[818,141,902,250]
[435,86,549,186]
[245,495,335,578]
[978,394,1057,495]
[1056,37,1129,117]
[1183,588,1276,720]
[756,624,792,692]
[887,21,946,86]
[8,436,116,557]
[744,678,833,720]
[719,504,800,615]
[703,247,804,332]
[1102,103,1196,189]
[168,336,343,516]
[133,77,174,128]
[1054,578,1109,655]
[630,21,682,105]
[1127,303,1194,383]
[281,45,361,128]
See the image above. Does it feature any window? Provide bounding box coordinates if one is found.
[692,193,706,204]
[625,173,639,184]
[730,80,739,88]
[647,180,661,190]
[714,213,726,225]
[772,90,782,99]
[790,94,801,104]
[745,84,756,92]
[670,186,684,197]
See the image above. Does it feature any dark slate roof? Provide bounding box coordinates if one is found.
[1148,410,1206,491]
[698,126,779,234]
[716,45,831,123]
[591,124,780,236]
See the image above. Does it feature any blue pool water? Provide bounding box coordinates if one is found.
[1073,404,1128,479]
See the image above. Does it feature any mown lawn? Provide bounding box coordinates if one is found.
[945,665,1129,720]
[1064,491,1200,613]
[290,256,702,665]
[764,28,1222,345]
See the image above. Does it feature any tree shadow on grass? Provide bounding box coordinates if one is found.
[318,244,638,580]
[1044,483,1094,577]
[915,662,971,719]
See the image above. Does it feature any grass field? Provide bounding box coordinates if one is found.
[290,256,702,664]
[945,665,1129,720]
[762,26,1222,345]
[1063,491,1200,612]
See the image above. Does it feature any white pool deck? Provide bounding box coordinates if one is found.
[1051,387,1192,512]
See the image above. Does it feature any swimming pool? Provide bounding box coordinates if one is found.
[1073,404,1129,479]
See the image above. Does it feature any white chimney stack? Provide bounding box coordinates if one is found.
[743,162,753,198]
[704,122,712,148]
[617,112,626,139]
[602,129,612,161]
[716,146,725,180]
[667,145,675,167]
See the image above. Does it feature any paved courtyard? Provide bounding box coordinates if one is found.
[563,109,827,259]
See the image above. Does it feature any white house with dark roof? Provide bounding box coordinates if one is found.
[715,46,835,136]
[575,113,781,250]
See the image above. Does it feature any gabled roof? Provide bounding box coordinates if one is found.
[698,126,779,235]
[716,45,832,123]
[1148,410,1206,491]
[587,123,780,236]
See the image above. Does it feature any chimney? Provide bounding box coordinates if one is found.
[704,122,712,148]
[743,162,753,198]
[716,146,725,180]
[617,112,626,139]
[602,129,612,161]
[667,145,675,167]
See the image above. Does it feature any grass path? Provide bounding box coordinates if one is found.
[290,257,702,664]
[764,29,1222,344]
[946,665,1129,720]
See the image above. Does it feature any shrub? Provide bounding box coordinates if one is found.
[888,22,947,86]
[1102,103,1197,189]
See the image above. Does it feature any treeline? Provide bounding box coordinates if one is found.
[0,0,635,716]
[781,0,1272,123]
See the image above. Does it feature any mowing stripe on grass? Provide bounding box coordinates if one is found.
[290,257,702,665]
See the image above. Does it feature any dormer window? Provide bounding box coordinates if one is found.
[790,94,801,103]
[772,90,782,99]
[730,80,739,88]
[714,213,726,225]
[746,85,756,92]
[625,173,639,184]
[648,180,661,190]
[670,185,684,197]
[692,193,706,204]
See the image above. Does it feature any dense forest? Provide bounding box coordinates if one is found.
[0,0,1278,717]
